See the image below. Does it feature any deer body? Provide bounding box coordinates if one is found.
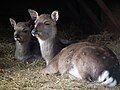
[9,18,41,62]
[28,9,120,87]
[42,42,120,87]
[28,9,65,65]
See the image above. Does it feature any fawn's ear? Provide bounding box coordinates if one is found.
[28,9,38,20]
[27,19,34,29]
[9,18,16,27]
[51,10,59,21]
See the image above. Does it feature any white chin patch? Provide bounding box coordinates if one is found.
[32,33,35,36]
[32,33,39,37]
[14,38,20,41]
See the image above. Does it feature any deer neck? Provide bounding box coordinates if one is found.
[37,31,59,62]
[15,40,32,60]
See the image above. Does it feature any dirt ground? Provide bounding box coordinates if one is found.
[0,24,120,90]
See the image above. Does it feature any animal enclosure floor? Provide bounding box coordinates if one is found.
[0,28,120,90]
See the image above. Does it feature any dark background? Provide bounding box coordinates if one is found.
[1,0,82,23]
[0,0,120,40]
[0,0,117,21]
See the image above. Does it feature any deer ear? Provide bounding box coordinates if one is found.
[28,9,38,20]
[51,10,59,21]
[9,18,16,27]
[27,19,34,29]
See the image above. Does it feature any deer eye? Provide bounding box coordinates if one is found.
[44,21,50,25]
[22,28,28,33]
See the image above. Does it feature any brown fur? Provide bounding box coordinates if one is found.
[42,42,120,86]
[9,18,41,63]
[28,9,67,65]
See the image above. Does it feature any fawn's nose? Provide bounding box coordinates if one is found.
[14,33,20,38]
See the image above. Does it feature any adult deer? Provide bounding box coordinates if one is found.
[28,9,69,65]
[28,9,120,87]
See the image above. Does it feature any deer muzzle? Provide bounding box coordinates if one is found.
[14,33,21,41]
[31,28,38,36]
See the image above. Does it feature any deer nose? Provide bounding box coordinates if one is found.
[14,33,19,38]
[31,28,37,36]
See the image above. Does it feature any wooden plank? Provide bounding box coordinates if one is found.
[95,0,120,30]
[63,0,80,20]
[77,0,102,30]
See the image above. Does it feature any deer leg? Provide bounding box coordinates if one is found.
[80,72,92,82]
[41,58,58,75]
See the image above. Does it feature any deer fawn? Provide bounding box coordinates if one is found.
[9,18,41,62]
[41,42,120,87]
[28,9,68,65]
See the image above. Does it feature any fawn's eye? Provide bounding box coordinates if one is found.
[22,28,28,33]
[44,21,50,25]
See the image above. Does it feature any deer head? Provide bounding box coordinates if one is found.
[9,18,34,43]
[28,9,59,40]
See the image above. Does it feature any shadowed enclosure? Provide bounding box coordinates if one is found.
[0,0,120,39]
[1,0,120,38]
[0,0,120,90]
